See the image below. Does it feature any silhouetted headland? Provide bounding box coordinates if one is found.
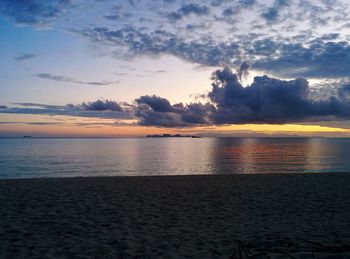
[146,134,202,138]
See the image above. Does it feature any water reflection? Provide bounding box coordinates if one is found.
[211,138,311,174]
[1,137,350,178]
[305,138,350,173]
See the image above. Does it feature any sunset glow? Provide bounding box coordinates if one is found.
[1,0,350,137]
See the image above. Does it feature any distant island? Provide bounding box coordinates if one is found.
[146,134,202,138]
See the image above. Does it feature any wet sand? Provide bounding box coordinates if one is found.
[0,173,350,258]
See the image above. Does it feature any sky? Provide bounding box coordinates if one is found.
[1,0,350,137]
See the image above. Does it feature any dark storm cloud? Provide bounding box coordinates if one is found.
[133,67,350,127]
[135,95,215,127]
[82,100,123,112]
[2,0,350,129]
[237,61,251,82]
[36,73,119,86]
[0,0,73,26]
[136,95,175,112]
[15,53,36,61]
[208,67,350,124]
[2,68,350,127]
[167,3,209,21]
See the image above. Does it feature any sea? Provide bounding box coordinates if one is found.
[1,137,350,179]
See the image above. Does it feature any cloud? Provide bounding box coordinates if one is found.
[262,0,290,22]
[208,67,350,124]
[222,7,236,17]
[3,68,350,127]
[15,53,36,61]
[0,0,73,26]
[136,95,175,112]
[78,23,350,79]
[82,99,123,112]
[36,73,119,86]
[239,0,256,7]
[167,3,209,21]
[0,121,120,127]
[237,61,251,82]
[104,5,132,21]
[79,26,241,67]
[3,1,350,128]
[0,121,63,126]
[0,101,132,120]
[2,0,350,80]
[37,73,74,82]
[134,67,350,127]
[154,70,166,74]
[253,40,350,78]
[11,102,66,109]
[135,96,215,127]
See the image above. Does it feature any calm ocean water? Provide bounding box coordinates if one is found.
[1,137,350,179]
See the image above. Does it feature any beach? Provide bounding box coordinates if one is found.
[0,173,350,258]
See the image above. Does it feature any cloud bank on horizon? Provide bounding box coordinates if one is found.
[1,0,350,129]
[2,67,350,127]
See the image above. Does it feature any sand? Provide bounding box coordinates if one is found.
[0,173,350,258]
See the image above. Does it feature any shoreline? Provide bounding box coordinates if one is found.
[1,173,350,257]
[1,171,350,181]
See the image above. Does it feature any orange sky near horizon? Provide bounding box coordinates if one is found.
[1,114,350,137]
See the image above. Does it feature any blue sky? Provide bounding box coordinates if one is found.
[1,0,350,137]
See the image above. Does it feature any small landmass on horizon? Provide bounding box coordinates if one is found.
[146,134,202,138]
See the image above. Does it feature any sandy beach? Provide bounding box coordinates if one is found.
[0,173,350,258]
